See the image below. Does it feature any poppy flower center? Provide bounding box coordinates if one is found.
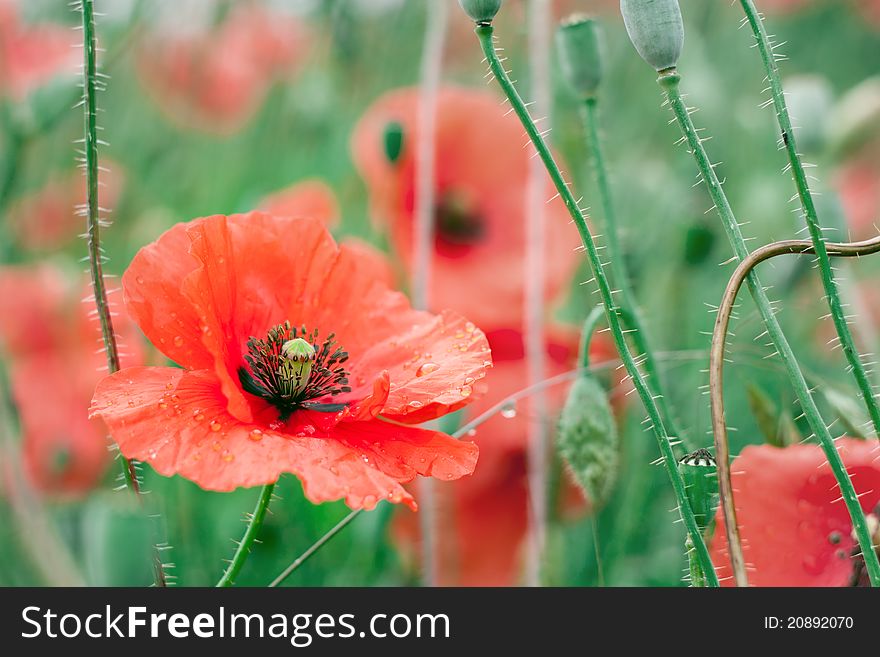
[238,322,351,420]
[434,193,485,257]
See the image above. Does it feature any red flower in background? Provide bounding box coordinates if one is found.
[7,162,125,252]
[0,0,78,100]
[260,179,341,230]
[710,440,880,586]
[351,87,581,329]
[395,326,618,585]
[836,154,880,239]
[0,266,142,495]
[137,4,310,135]
[90,213,490,510]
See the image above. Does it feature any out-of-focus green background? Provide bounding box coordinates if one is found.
[1,0,879,586]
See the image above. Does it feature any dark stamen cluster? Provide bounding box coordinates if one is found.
[239,322,351,419]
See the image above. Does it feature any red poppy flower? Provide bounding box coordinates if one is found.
[709,439,880,586]
[259,179,341,230]
[0,266,142,494]
[835,155,880,239]
[394,325,618,584]
[351,87,581,329]
[136,4,309,135]
[7,162,125,251]
[0,0,78,100]
[89,213,490,511]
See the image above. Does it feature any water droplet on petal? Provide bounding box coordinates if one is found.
[136,276,145,285]
[248,429,263,442]
[459,384,473,398]
[223,453,235,463]
[407,400,424,410]
[209,421,222,432]
[212,441,222,452]
[416,362,440,377]
[173,336,184,347]
[500,402,517,419]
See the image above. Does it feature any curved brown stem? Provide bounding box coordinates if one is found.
[711,234,880,587]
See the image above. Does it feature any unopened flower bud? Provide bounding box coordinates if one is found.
[458,0,502,24]
[620,0,684,72]
[556,15,603,100]
[557,374,619,510]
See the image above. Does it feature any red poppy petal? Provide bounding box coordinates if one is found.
[91,366,476,510]
[710,440,880,586]
[123,221,213,370]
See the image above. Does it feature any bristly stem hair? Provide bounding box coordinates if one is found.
[474,22,719,586]
[738,0,880,437]
[660,69,880,588]
[581,96,690,452]
[79,0,167,587]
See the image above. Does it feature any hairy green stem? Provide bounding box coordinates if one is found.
[661,70,880,587]
[217,483,275,587]
[80,0,166,587]
[581,97,689,451]
[270,508,361,587]
[739,0,880,437]
[476,23,718,586]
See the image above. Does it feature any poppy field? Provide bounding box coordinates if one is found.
[1,0,880,590]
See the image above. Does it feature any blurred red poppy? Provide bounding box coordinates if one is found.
[136,4,310,135]
[260,179,341,230]
[7,162,125,252]
[351,87,580,330]
[0,0,78,101]
[395,325,617,585]
[836,155,880,239]
[0,266,142,495]
[90,213,490,510]
[709,439,880,586]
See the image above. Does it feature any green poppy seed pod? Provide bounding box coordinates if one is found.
[620,0,684,72]
[383,121,404,164]
[458,0,502,24]
[678,449,719,534]
[556,374,619,511]
[556,15,603,100]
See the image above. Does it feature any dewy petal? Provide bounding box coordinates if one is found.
[123,221,215,370]
[710,440,880,587]
[91,366,477,510]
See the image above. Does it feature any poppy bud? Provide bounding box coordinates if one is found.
[620,0,684,72]
[458,0,502,24]
[557,374,619,510]
[556,15,603,100]
[678,448,718,534]
[383,121,404,164]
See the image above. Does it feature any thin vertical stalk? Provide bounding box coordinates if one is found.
[661,70,880,587]
[79,0,166,587]
[475,24,718,586]
[412,0,448,587]
[581,97,689,452]
[523,0,551,588]
[216,483,275,587]
[739,0,880,437]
